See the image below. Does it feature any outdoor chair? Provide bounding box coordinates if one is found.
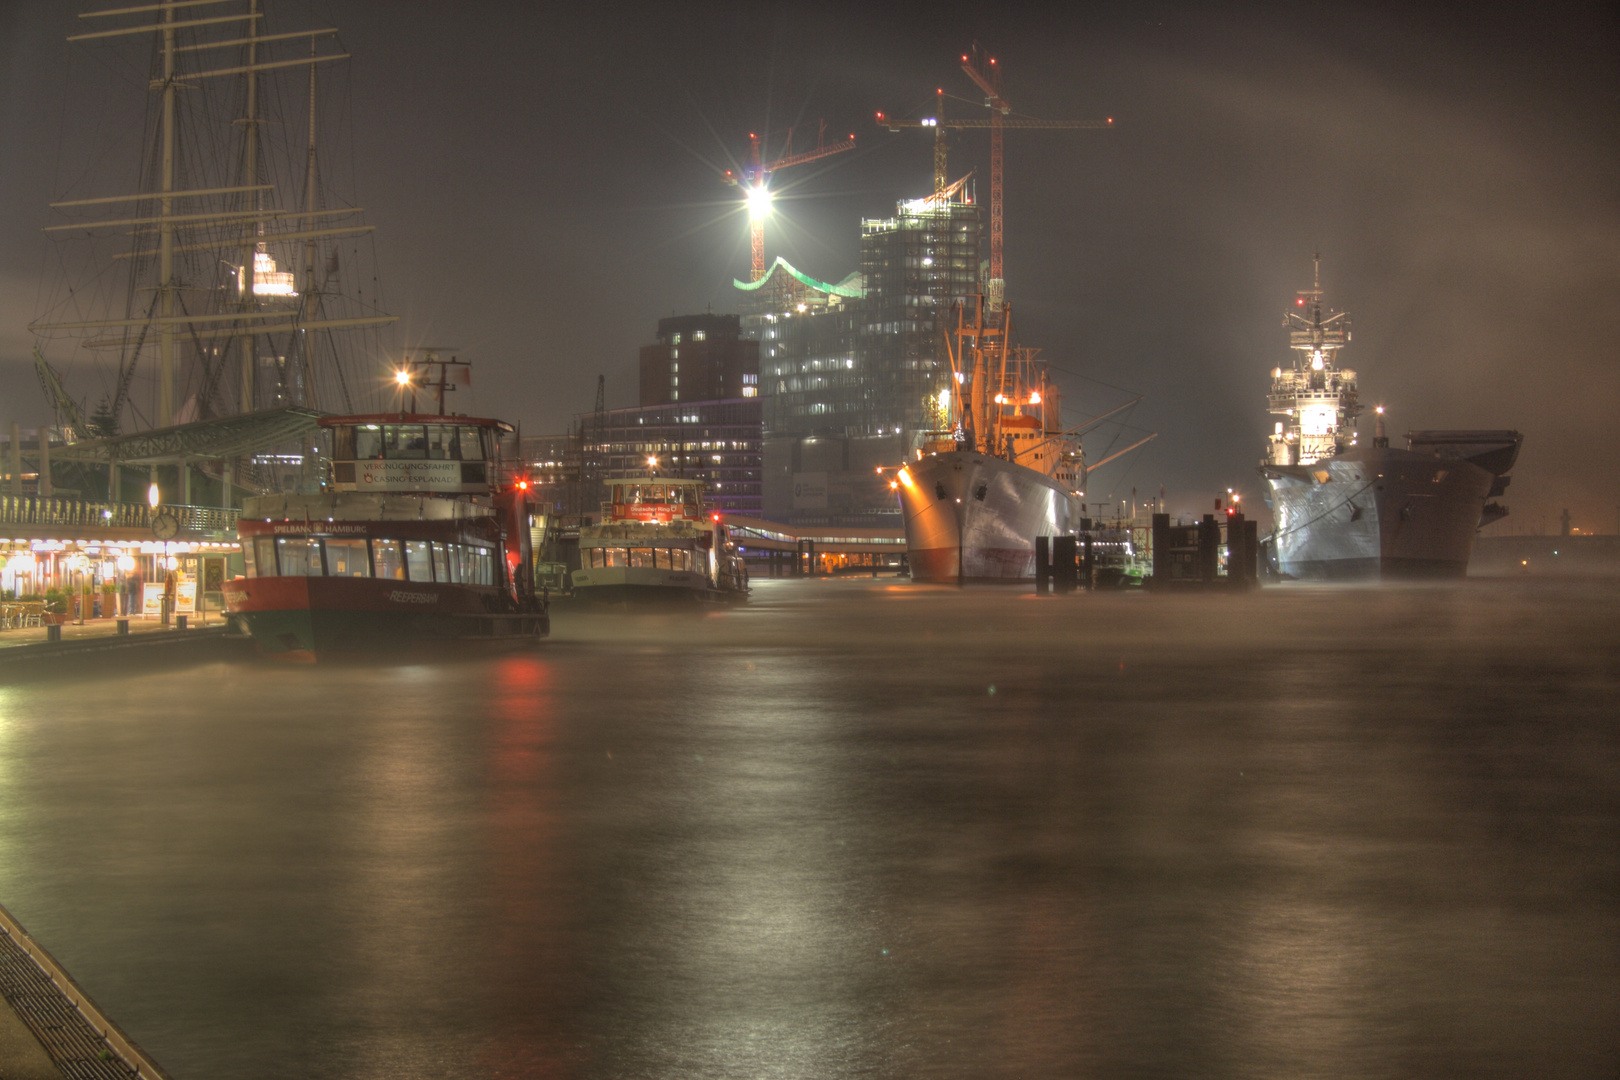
[20,602,44,628]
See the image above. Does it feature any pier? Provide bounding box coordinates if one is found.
[0,904,170,1079]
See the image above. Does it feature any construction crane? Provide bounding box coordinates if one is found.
[878,46,1113,311]
[723,121,855,282]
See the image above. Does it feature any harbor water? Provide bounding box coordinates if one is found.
[1,577,1616,1078]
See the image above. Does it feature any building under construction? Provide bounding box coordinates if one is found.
[736,188,982,524]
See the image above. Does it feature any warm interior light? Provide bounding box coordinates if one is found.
[147,483,161,508]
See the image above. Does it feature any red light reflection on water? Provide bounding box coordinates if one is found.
[480,653,590,1077]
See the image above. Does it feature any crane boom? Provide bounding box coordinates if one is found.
[723,121,855,281]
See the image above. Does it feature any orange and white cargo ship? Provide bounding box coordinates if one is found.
[895,300,1151,583]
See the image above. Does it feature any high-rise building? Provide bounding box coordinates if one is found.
[638,314,760,406]
[584,398,763,516]
[736,192,982,523]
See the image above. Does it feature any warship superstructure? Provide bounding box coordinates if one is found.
[1259,259,1520,580]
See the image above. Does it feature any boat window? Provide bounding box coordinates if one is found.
[405,541,433,582]
[432,542,451,581]
[596,547,623,568]
[443,544,462,584]
[683,487,699,506]
[477,547,494,585]
[668,548,690,571]
[355,425,383,460]
[629,548,655,568]
[252,536,276,577]
[425,426,455,460]
[458,427,484,461]
[241,541,257,578]
[325,539,370,578]
[276,536,323,576]
[455,544,472,584]
[331,426,356,460]
[384,425,427,460]
[372,539,406,580]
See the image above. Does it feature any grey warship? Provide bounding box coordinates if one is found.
[1259,259,1520,580]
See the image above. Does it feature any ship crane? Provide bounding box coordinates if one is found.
[722,121,854,282]
[879,47,1113,312]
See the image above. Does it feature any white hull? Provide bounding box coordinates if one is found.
[1263,447,1494,580]
[898,452,1082,582]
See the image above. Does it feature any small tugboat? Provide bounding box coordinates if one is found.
[570,475,748,604]
[223,400,548,659]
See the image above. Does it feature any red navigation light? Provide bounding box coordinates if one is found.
[711,513,721,523]
[517,480,529,491]
[876,111,883,120]
[961,55,968,62]
[1297,298,1305,305]
[1226,507,1235,517]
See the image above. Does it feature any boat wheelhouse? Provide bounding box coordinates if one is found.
[571,477,747,603]
[223,412,547,659]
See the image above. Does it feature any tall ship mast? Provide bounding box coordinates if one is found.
[28,0,396,498]
[1259,257,1522,579]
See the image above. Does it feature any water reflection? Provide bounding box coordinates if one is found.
[0,578,1615,1078]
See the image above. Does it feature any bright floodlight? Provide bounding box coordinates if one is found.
[395,369,412,385]
[147,482,160,508]
[746,183,772,217]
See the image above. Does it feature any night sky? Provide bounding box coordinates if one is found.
[2,1,1615,530]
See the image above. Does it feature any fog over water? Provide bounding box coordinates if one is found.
[1,577,1616,1078]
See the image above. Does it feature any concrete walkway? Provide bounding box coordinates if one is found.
[0,904,170,1079]
[0,615,225,651]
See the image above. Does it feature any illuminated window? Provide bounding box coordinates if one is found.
[372,539,406,580]
[276,536,322,576]
[405,541,433,582]
[325,539,370,577]
[693,330,706,341]
[670,333,681,346]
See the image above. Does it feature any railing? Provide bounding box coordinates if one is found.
[0,496,239,534]
[0,495,150,529]
[169,504,240,534]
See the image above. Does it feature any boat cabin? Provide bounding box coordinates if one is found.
[321,414,512,494]
[602,477,709,524]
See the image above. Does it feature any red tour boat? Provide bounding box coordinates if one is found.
[223,412,548,660]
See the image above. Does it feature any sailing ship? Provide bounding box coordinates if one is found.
[28,0,395,500]
[571,476,748,603]
[223,373,548,659]
[1259,258,1521,580]
[895,299,1152,583]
